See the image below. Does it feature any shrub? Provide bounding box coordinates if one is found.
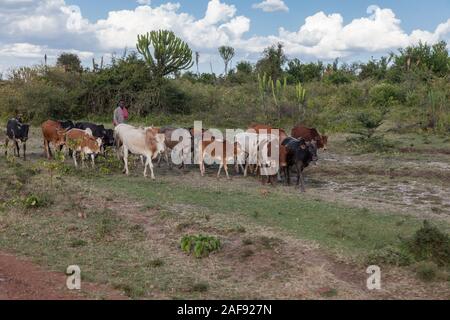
[366,245,413,267]
[346,135,394,154]
[407,220,450,267]
[180,234,221,258]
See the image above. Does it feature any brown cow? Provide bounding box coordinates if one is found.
[199,139,242,180]
[41,120,67,159]
[66,129,102,168]
[247,124,288,143]
[291,125,328,150]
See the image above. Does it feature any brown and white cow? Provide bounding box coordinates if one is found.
[114,124,165,179]
[65,129,102,168]
[41,120,67,159]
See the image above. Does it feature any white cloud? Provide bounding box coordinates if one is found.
[0,1,449,72]
[136,0,151,5]
[252,0,289,13]
[266,6,450,59]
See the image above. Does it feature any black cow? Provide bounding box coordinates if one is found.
[5,118,30,160]
[282,137,318,192]
[59,120,75,130]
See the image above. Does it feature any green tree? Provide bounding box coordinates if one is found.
[256,43,287,81]
[236,61,253,74]
[56,53,82,73]
[287,59,324,83]
[218,46,235,76]
[136,30,194,80]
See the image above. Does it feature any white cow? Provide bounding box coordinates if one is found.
[114,124,165,180]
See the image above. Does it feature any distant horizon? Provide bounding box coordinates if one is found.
[0,0,449,74]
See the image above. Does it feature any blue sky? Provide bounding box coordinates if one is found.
[0,0,449,74]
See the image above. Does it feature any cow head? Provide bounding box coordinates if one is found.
[56,129,67,146]
[103,129,115,147]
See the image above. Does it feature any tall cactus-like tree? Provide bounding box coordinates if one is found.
[295,83,307,122]
[271,76,287,122]
[258,73,271,120]
[195,51,200,76]
[218,46,235,76]
[137,30,194,80]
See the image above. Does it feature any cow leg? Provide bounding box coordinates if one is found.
[15,140,20,157]
[224,159,230,180]
[217,163,223,179]
[81,152,86,169]
[157,154,162,167]
[23,142,27,161]
[91,154,95,168]
[299,170,306,193]
[165,149,172,169]
[199,152,205,177]
[73,151,78,168]
[123,147,129,176]
[4,137,9,157]
[286,166,291,186]
[147,156,156,180]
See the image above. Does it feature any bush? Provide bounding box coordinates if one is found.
[180,234,221,258]
[346,135,394,154]
[366,245,413,267]
[407,220,450,267]
[369,83,405,111]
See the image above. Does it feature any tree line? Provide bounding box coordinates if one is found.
[0,30,449,134]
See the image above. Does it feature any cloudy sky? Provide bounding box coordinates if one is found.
[0,0,449,74]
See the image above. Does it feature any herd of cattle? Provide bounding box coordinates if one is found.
[4,118,328,191]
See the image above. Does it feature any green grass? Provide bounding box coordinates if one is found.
[94,174,432,256]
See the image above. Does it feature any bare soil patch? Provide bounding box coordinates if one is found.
[0,252,125,300]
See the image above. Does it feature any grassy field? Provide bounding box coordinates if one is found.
[0,127,449,299]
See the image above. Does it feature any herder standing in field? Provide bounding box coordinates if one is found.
[113,99,129,127]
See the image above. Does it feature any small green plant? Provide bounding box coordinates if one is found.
[180,234,221,258]
[23,194,50,209]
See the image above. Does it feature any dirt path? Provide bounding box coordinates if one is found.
[0,252,125,300]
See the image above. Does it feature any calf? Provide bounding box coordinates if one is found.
[5,118,30,160]
[291,125,328,150]
[75,122,115,152]
[282,137,318,192]
[41,120,67,159]
[114,124,165,179]
[199,139,242,180]
[66,129,102,168]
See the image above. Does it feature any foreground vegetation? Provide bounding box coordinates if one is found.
[0,133,449,298]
